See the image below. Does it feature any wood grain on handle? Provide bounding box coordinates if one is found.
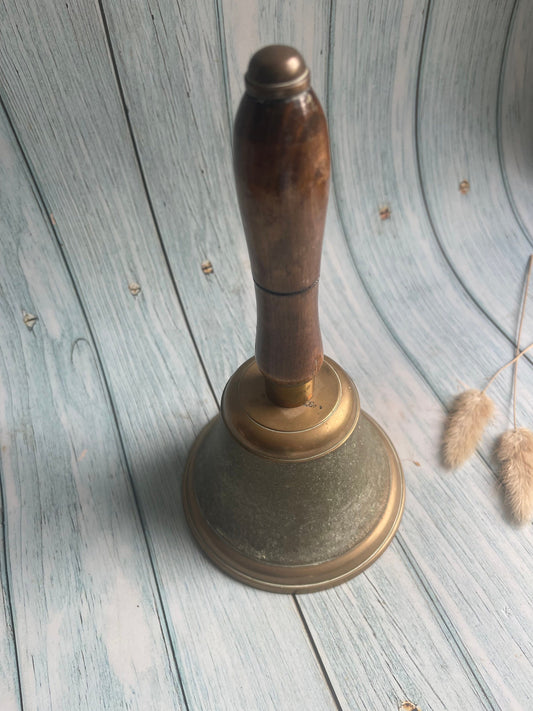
[233,46,330,405]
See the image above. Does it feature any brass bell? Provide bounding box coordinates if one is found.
[183,45,405,593]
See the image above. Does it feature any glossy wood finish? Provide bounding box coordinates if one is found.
[0,0,532,709]
[234,85,330,391]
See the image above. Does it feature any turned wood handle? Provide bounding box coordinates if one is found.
[233,45,330,406]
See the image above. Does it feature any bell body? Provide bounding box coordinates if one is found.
[183,357,405,593]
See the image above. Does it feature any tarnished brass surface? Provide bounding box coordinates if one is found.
[264,377,314,408]
[245,45,310,99]
[222,356,360,462]
[182,410,405,593]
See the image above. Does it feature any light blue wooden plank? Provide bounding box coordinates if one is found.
[0,3,339,710]
[103,0,255,396]
[329,0,531,422]
[417,0,533,345]
[500,0,533,238]
[0,112,185,709]
[0,484,20,709]
[2,0,533,708]
[303,554,491,710]
[326,0,533,705]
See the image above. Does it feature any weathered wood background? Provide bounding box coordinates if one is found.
[1,1,532,709]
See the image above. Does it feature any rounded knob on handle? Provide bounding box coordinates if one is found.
[233,46,330,407]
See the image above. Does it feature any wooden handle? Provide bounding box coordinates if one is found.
[233,46,330,406]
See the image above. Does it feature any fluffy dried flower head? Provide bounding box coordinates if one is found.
[496,428,533,525]
[442,389,494,468]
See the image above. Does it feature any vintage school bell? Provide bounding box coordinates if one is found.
[183,45,405,593]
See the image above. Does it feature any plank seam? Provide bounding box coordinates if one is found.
[293,596,344,711]
[0,395,25,710]
[362,573,450,708]
[214,0,234,145]
[496,0,533,245]
[395,534,502,711]
[0,90,191,711]
[413,0,533,363]
[96,0,220,410]
[325,1,450,412]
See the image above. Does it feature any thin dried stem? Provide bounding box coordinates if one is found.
[513,255,533,429]
[482,342,533,393]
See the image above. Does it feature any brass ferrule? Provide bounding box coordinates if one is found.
[264,377,314,408]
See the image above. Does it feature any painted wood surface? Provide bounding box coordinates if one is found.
[417,0,533,344]
[500,0,533,239]
[0,110,186,709]
[0,447,19,709]
[0,0,532,710]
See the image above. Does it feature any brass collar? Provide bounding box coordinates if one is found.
[221,356,360,462]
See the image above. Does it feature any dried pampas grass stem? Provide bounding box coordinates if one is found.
[442,344,533,469]
[442,255,533,471]
[513,255,533,429]
[442,255,533,524]
[496,255,533,524]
